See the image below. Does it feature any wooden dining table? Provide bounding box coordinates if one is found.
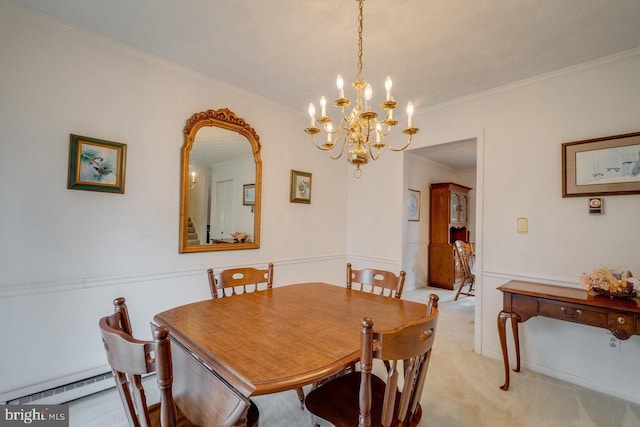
[153,282,429,398]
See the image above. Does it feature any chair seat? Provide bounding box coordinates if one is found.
[305,371,419,427]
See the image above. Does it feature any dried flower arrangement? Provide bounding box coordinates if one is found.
[579,267,637,298]
[231,232,249,243]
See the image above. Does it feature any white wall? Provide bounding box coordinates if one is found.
[0,2,348,399]
[354,49,640,402]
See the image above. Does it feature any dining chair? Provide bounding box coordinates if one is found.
[347,263,406,299]
[323,264,406,385]
[304,294,439,427]
[208,263,305,409]
[99,297,259,427]
[207,263,274,299]
[454,240,475,301]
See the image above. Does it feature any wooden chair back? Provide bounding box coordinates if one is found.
[99,297,178,427]
[304,294,439,427]
[359,294,439,427]
[207,262,305,410]
[208,263,274,299]
[454,240,475,300]
[454,240,474,279]
[100,298,257,427]
[347,263,406,299]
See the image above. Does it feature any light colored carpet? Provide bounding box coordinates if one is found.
[68,287,640,426]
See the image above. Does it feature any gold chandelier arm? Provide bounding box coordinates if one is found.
[387,133,415,152]
[368,143,381,161]
[309,133,332,151]
[378,121,393,136]
[327,134,348,160]
[310,132,347,160]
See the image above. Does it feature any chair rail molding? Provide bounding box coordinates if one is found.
[0,253,347,298]
[482,269,580,288]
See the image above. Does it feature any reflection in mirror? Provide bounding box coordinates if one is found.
[179,109,261,253]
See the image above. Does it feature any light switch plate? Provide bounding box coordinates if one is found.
[517,217,528,234]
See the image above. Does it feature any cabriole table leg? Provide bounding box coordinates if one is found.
[497,311,513,390]
[512,313,521,373]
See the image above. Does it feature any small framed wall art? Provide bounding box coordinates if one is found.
[243,184,256,206]
[67,134,127,194]
[290,170,312,204]
[407,189,421,221]
[562,131,640,197]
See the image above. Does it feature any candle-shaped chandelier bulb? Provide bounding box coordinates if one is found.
[308,103,316,127]
[304,0,420,177]
[407,102,414,128]
[364,84,372,111]
[385,76,392,101]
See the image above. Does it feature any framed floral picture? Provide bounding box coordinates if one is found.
[67,134,127,194]
[290,170,312,204]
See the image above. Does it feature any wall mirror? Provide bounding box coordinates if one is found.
[179,108,262,253]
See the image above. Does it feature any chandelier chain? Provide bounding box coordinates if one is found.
[357,0,364,82]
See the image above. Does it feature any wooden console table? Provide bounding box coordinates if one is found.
[497,280,640,390]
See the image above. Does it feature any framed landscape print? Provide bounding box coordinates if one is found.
[67,134,127,194]
[562,132,640,197]
[290,170,312,204]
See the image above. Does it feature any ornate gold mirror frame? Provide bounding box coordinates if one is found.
[179,108,262,253]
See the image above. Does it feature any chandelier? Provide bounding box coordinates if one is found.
[304,0,419,178]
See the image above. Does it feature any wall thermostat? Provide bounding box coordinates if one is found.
[588,197,603,214]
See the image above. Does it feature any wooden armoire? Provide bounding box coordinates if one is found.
[428,182,472,289]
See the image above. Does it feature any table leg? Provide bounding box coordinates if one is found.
[498,310,522,390]
[497,311,511,390]
[295,387,305,410]
[512,314,521,373]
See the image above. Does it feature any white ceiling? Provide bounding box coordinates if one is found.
[410,139,477,170]
[8,0,640,168]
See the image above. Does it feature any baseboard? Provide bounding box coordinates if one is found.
[0,367,114,405]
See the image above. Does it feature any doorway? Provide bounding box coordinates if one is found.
[403,136,482,352]
[212,179,233,241]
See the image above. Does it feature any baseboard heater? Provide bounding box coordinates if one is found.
[3,372,115,405]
